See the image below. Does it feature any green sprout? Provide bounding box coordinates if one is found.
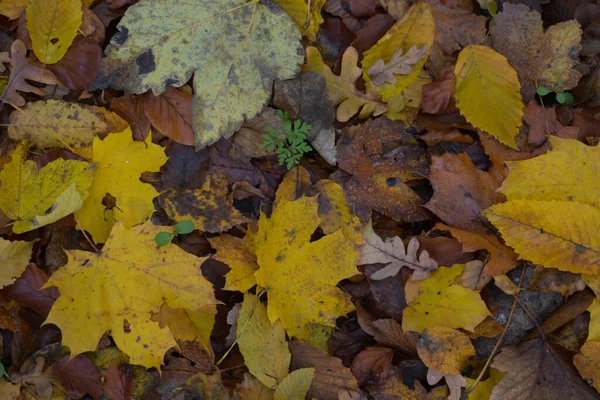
[259,109,313,170]
[154,220,195,247]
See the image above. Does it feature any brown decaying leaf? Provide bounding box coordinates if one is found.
[231,107,282,160]
[421,65,458,114]
[418,235,475,266]
[0,264,58,317]
[425,152,505,232]
[368,45,429,86]
[350,346,394,386]
[528,266,586,297]
[50,354,103,400]
[459,260,491,291]
[323,0,362,33]
[349,13,396,56]
[490,338,599,400]
[143,87,195,146]
[367,367,430,399]
[161,143,208,190]
[110,93,152,140]
[102,363,135,400]
[363,264,408,318]
[0,52,10,72]
[356,306,418,354]
[524,100,579,146]
[80,7,106,46]
[47,37,103,90]
[289,341,359,400]
[342,0,379,17]
[1,40,58,107]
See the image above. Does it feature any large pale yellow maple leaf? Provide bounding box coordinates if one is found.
[76,128,167,243]
[43,221,218,369]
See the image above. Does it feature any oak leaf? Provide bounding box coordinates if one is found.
[361,2,435,100]
[454,45,524,149]
[302,46,387,122]
[8,100,128,151]
[93,0,303,148]
[367,45,428,87]
[417,327,475,375]
[0,239,33,288]
[43,220,219,369]
[360,222,438,280]
[26,0,82,64]
[0,143,94,233]
[0,40,58,107]
[76,128,167,243]
[403,264,491,333]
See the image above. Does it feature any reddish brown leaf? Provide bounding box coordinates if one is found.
[110,93,152,141]
[106,0,138,8]
[528,267,586,297]
[1,264,58,317]
[289,340,359,400]
[143,87,195,146]
[342,0,379,17]
[50,354,103,400]
[524,101,579,146]
[418,235,475,266]
[161,143,208,190]
[103,363,135,400]
[350,14,395,56]
[421,66,458,114]
[350,346,394,386]
[363,264,407,318]
[47,37,102,90]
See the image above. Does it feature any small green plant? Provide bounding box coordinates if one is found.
[259,110,313,170]
[537,79,575,105]
[154,220,195,247]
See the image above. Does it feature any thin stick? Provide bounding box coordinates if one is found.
[74,214,100,253]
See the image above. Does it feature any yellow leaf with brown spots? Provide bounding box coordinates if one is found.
[159,176,247,233]
[254,195,359,346]
[417,327,475,375]
[75,128,167,244]
[43,220,219,369]
[403,264,491,333]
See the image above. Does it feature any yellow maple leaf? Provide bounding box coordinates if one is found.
[43,220,218,369]
[254,195,359,346]
[454,45,524,149]
[403,264,491,333]
[484,200,600,274]
[0,238,33,288]
[76,128,167,243]
[237,294,291,388]
[0,143,94,233]
[26,0,82,64]
[209,230,258,293]
[417,327,475,375]
[275,0,325,42]
[151,303,216,353]
[362,2,435,101]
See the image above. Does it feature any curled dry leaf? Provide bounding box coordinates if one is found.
[360,222,438,281]
[350,346,394,386]
[0,40,58,107]
[367,44,429,86]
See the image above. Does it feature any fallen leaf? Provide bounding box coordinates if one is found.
[102,363,135,400]
[459,260,491,291]
[110,93,152,141]
[231,107,282,160]
[454,45,524,149]
[274,368,315,400]
[491,338,598,399]
[350,346,394,386]
[342,0,378,17]
[491,4,582,101]
[367,45,429,87]
[49,354,103,400]
[334,117,429,222]
[0,0,26,19]
[523,101,579,146]
[362,2,435,100]
[465,368,505,400]
[417,327,475,375]
[289,340,359,400]
[143,87,195,146]
[47,37,103,90]
[0,239,33,288]
[359,222,438,281]
[367,369,430,399]
[574,341,600,392]
[0,264,58,316]
[210,232,258,293]
[403,264,491,333]
[233,373,274,400]
[76,128,167,243]
[43,220,219,369]
[237,294,290,389]
[302,46,387,122]
[254,195,359,346]
[26,0,82,64]
[428,371,465,400]
[0,40,58,107]
[528,267,586,297]
[384,70,432,123]
[425,152,505,232]
[424,0,487,56]
[158,176,247,233]
[8,99,128,150]
[93,0,303,148]
[0,143,94,233]
[274,0,325,41]
[421,65,458,114]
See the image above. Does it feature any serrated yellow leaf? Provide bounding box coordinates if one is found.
[43,220,218,369]
[0,238,33,288]
[76,128,167,243]
[26,0,82,64]
[274,368,314,400]
[209,231,259,293]
[454,45,524,149]
[274,0,325,42]
[8,100,128,151]
[499,137,600,207]
[237,294,291,388]
[403,264,491,333]
[151,303,216,351]
[254,195,359,345]
[0,143,94,233]
[0,0,27,20]
[417,327,475,375]
[362,2,435,101]
[484,200,600,274]
[94,0,303,148]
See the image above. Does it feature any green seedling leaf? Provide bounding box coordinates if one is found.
[154,231,173,247]
[556,92,575,105]
[175,220,195,235]
[536,87,551,96]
